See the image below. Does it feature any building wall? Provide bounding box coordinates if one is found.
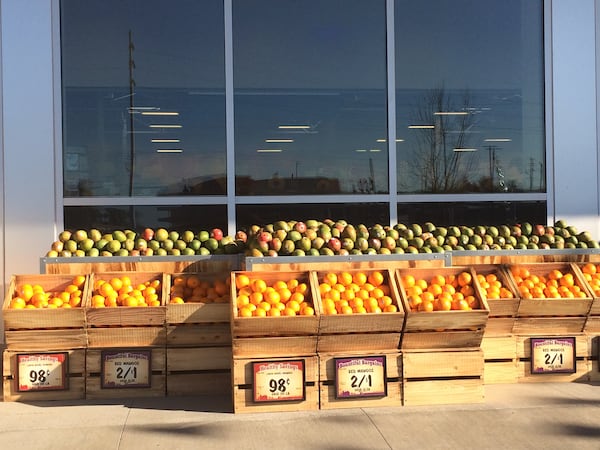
[0,0,599,295]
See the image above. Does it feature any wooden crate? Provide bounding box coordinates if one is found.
[166,272,231,348]
[166,346,231,396]
[86,272,167,348]
[232,355,319,413]
[85,347,166,399]
[3,349,85,401]
[313,269,404,352]
[395,267,490,349]
[506,263,593,334]
[230,271,320,357]
[318,351,402,409]
[402,348,485,406]
[3,274,89,350]
[515,334,591,383]
[481,335,518,384]
[589,334,600,382]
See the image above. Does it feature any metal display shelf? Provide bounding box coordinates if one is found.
[39,248,600,274]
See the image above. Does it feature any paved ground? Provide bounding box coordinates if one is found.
[0,382,599,449]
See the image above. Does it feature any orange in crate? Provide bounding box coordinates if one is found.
[91,274,162,307]
[169,273,230,304]
[9,275,86,309]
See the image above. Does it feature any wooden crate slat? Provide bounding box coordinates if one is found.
[316,333,401,353]
[401,329,485,350]
[167,372,231,397]
[232,336,318,358]
[166,323,231,347]
[513,317,586,335]
[4,329,87,351]
[87,326,166,348]
[167,346,232,372]
[403,349,484,379]
[481,336,517,360]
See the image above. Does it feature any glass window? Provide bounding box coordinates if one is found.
[236,203,389,231]
[60,0,226,197]
[65,205,228,233]
[395,0,545,194]
[233,0,388,196]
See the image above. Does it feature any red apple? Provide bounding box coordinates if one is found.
[294,221,307,233]
[327,237,342,252]
[235,230,248,243]
[210,228,224,241]
[142,228,154,241]
[258,231,273,243]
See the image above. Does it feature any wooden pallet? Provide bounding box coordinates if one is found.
[85,347,166,399]
[318,351,402,409]
[402,348,485,406]
[395,267,490,350]
[232,355,319,413]
[3,274,89,350]
[3,348,85,401]
[166,346,231,396]
[313,269,404,352]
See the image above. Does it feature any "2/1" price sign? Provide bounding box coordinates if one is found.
[101,349,152,388]
[334,355,387,398]
[17,352,68,392]
[531,337,576,374]
[252,359,305,402]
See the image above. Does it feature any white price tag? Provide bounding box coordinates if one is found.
[101,350,151,388]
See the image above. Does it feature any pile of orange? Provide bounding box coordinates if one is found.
[509,266,587,299]
[580,263,600,296]
[91,275,162,308]
[401,271,480,312]
[9,275,86,309]
[475,272,515,300]
[319,270,398,315]
[235,274,314,317]
[169,274,230,304]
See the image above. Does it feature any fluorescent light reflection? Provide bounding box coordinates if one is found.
[408,125,435,129]
[151,139,180,143]
[257,149,283,153]
[149,124,182,128]
[484,138,512,142]
[156,149,183,153]
[278,125,311,129]
[434,111,469,116]
[142,111,180,116]
[265,139,294,143]
[453,148,478,152]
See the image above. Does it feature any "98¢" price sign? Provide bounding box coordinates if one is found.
[252,359,305,402]
[17,352,68,392]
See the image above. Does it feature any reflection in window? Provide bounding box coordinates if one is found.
[233,0,388,196]
[60,0,226,197]
[395,0,545,194]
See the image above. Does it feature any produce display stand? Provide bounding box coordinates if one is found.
[165,271,232,396]
[2,250,599,408]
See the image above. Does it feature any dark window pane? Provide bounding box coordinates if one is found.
[396,201,546,227]
[395,1,545,194]
[64,205,227,233]
[233,0,388,196]
[61,0,226,197]
[236,203,389,230]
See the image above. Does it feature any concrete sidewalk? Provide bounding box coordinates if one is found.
[0,382,599,449]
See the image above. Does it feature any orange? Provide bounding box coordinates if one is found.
[186,275,201,289]
[10,297,26,309]
[264,289,281,305]
[109,277,124,291]
[401,274,415,288]
[251,278,267,293]
[282,307,296,316]
[278,287,293,302]
[430,274,445,286]
[235,273,250,290]
[268,308,281,317]
[339,272,353,286]
[18,284,34,301]
[72,275,86,288]
[324,272,338,286]
[170,296,185,304]
[287,278,299,290]
[254,308,267,317]
[300,305,315,316]
[457,271,472,287]
[368,271,385,286]
[353,272,368,286]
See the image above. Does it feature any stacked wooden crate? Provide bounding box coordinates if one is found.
[84,271,168,399]
[395,266,489,405]
[230,270,320,413]
[165,272,232,396]
[311,268,404,409]
[2,274,89,401]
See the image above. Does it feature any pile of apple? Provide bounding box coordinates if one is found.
[45,219,599,258]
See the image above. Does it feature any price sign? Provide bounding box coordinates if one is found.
[101,350,151,388]
[252,359,305,402]
[334,355,387,399]
[531,337,576,374]
[17,352,68,392]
